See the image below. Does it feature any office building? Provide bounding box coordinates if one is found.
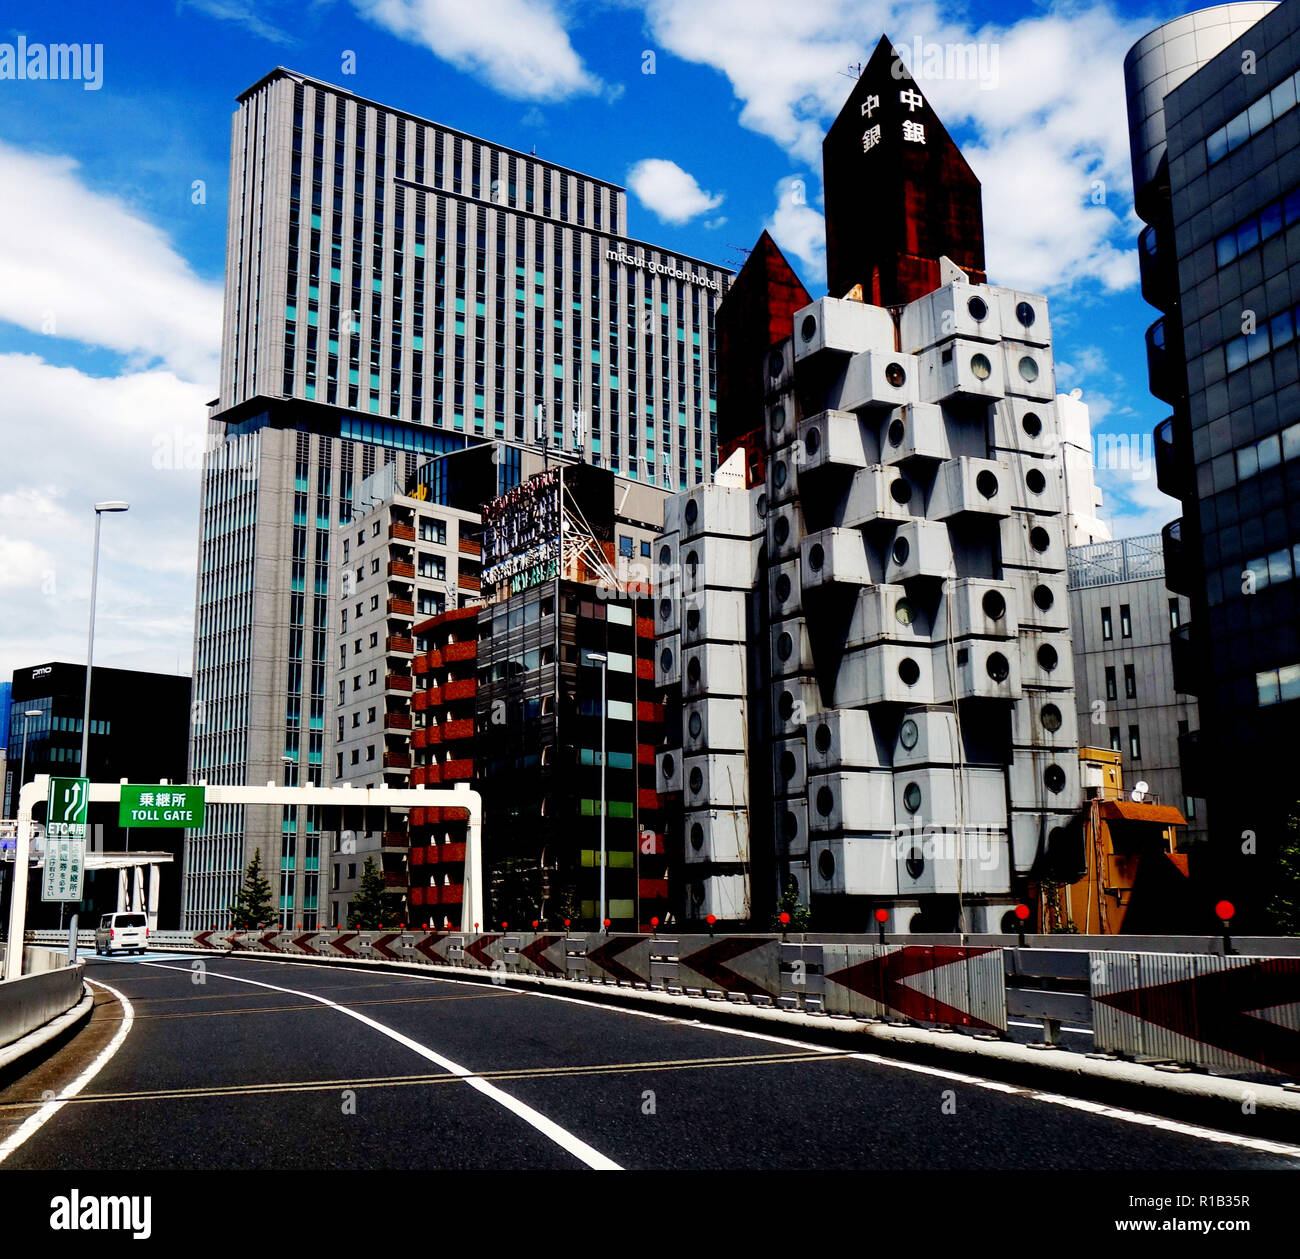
[1067,534,1204,844]
[186,67,731,928]
[1126,1,1300,920]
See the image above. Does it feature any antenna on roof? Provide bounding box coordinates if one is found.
[726,244,751,263]
[839,61,864,80]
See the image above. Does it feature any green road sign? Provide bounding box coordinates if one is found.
[118,784,206,829]
[43,776,88,902]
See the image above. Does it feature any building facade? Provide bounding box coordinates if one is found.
[185,67,730,928]
[1067,534,1204,845]
[1126,1,1300,921]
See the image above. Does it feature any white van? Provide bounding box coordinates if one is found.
[95,912,149,955]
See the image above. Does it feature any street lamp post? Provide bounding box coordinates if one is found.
[80,501,129,776]
[16,709,43,817]
[588,652,608,930]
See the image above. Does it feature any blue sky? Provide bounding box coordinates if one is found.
[0,0,1216,681]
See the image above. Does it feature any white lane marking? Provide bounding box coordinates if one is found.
[197,955,1300,1160]
[0,979,135,1166]
[1008,1020,1092,1034]
[139,962,620,1170]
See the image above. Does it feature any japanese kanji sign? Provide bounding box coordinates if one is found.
[119,784,206,829]
[42,776,88,902]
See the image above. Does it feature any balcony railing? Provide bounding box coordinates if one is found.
[385,673,413,692]
[382,752,411,770]
[381,830,408,848]
[1154,416,1182,499]
[442,678,476,701]
[389,522,416,542]
[1146,318,1181,406]
[388,560,415,580]
[384,712,412,731]
[387,597,414,617]
[1161,518,1192,596]
[443,639,475,663]
[386,635,415,655]
[458,573,481,592]
[442,717,474,742]
[458,537,482,557]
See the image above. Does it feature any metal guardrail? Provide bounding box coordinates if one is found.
[0,945,86,1051]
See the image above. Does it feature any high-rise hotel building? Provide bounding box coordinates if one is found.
[184,67,731,928]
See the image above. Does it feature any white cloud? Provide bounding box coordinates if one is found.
[180,0,297,44]
[627,158,723,225]
[0,142,221,383]
[766,175,825,287]
[351,0,606,101]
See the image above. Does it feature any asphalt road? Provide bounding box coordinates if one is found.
[2,953,1297,1171]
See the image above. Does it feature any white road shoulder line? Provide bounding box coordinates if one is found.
[0,979,135,1166]
[140,961,621,1171]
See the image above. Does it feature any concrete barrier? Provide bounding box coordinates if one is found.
[0,945,86,1050]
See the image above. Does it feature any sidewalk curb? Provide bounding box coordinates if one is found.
[0,984,95,1077]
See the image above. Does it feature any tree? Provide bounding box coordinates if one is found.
[1264,805,1300,935]
[230,848,275,929]
[349,856,391,929]
[770,876,812,932]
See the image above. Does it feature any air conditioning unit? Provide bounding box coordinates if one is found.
[767,499,804,563]
[1002,342,1055,401]
[1013,572,1069,632]
[936,578,1018,640]
[682,641,746,699]
[846,583,932,649]
[1009,748,1081,812]
[879,402,951,465]
[771,678,822,738]
[893,766,1009,830]
[768,447,799,504]
[796,411,874,475]
[685,809,748,864]
[768,558,802,618]
[806,709,889,772]
[918,339,1007,403]
[681,588,748,646]
[936,637,1025,703]
[884,519,953,582]
[770,617,814,677]
[1002,451,1063,515]
[900,281,1003,352]
[792,296,896,360]
[1010,810,1079,875]
[991,397,1059,453]
[680,537,760,592]
[765,338,795,394]
[840,464,919,527]
[1019,631,1075,690]
[811,834,900,896]
[655,635,681,688]
[809,770,896,833]
[683,697,748,754]
[684,753,749,809]
[775,798,810,858]
[680,484,755,541]
[828,350,920,412]
[997,289,1052,348]
[688,873,749,921]
[801,527,874,591]
[927,457,1012,520]
[655,748,683,795]
[772,736,808,798]
[832,643,935,708]
[1010,690,1079,748]
[767,392,799,450]
[1000,513,1066,574]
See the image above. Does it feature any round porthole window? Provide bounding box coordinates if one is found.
[892,537,910,565]
[1033,584,1054,611]
[1022,411,1043,438]
[898,657,920,686]
[782,811,799,841]
[976,469,999,498]
[774,515,790,545]
[684,499,699,525]
[778,690,795,720]
[987,652,1010,682]
[888,418,906,446]
[801,314,818,342]
[768,349,784,378]
[771,405,786,433]
[661,754,675,778]
[1029,526,1051,553]
[982,590,1006,619]
[1018,356,1039,382]
[905,847,925,879]
[687,657,701,685]
[658,598,672,622]
[816,786,835,817]
[690,822,705,851]
[691,883,705,906]
[808,543,825,571]
[814,722,832,753]
[1037,644,1059,672]
[903,782,923,813]
[1041,703,1063,732]
[1016,301,1036,327]
[895,599,915,626]
[688,711,702,739]
[686,608,700,633]
[967,296,989,321]
[756,492,768,518]
[805,427,821,455]
[890,478,913,504]
[885,362,907,388]
[818,849,836,881]
[1026,467,1046,494]
[780,751,797,782]
[659,648,673,672]
[970,353,992,380]
[774,460,788,487]
[659,545,672,567]
[1044,764,1066,794]
[686,549,699,573]
[777,631,794,661]
[775,573,792,602]
[899,719,919,750]
[689,767,704,795]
